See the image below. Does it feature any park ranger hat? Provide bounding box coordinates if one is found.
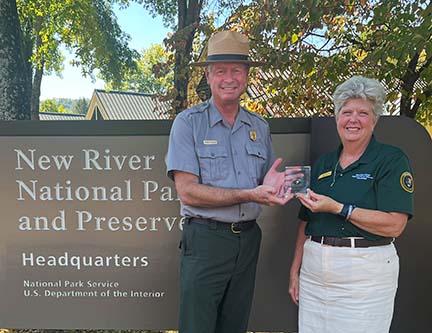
[191,30,264,67]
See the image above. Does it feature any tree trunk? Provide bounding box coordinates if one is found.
[31,65,44,120]
[0,0,31,120]
[402,55,432,119]
[29,15,45,120]
[173,0,202,114]
[399,52,420,119]
[21,18,34,115]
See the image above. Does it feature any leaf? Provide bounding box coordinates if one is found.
[386,56,398,65]
[353,49,368,61]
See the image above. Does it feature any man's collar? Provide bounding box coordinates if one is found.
[237,105,252,126]
[208,99,224,127]
[208,99,252,128]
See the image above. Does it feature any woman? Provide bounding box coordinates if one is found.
[289,76,414,333]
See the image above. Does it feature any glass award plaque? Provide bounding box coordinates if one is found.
[284,166,311,195]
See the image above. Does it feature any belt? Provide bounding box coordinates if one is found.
[310,236,394,248]
[188,217,256,234]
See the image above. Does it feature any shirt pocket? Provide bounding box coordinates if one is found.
[196,146,228,184]
[246,143,268,185]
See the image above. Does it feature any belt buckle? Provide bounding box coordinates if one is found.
[231,223,241,234]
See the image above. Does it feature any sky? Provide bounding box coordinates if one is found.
[40,3,171,100]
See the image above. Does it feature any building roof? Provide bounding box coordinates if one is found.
[39,112,86,121]
[86,89,170,120]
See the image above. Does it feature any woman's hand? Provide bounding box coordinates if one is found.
[289,271,300,305]
[296,189,342,214]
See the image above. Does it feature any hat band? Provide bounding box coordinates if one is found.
[207,54,249,61]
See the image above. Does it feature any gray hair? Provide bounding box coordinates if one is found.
[333,76,386,118]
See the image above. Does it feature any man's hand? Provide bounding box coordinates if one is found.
[250,184,291,206]
[262,158,294,205]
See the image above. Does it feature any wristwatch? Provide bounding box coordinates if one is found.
[338,203,356,220]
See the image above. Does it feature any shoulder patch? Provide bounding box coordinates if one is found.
[400,171,414,193]
[243,107,267,123]
[195,101,211,113]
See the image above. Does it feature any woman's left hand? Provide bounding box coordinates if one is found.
[296,189,342,214]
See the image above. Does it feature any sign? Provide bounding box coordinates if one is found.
[0,135,182,328]
[0,118,430,332]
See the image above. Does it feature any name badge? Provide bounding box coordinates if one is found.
[203,140,218,145]
[318,171,332,180]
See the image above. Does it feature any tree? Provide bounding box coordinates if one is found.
[0,0,30,120]
[17,0,138,119]
[71,97,90,114]
[120,0,244,114]
[237,0,431,122]
[40,99,67,113]
[108,43,173,94]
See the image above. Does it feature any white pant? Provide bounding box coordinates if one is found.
[299,238,399,333]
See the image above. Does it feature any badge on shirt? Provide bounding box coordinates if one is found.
[249,130,257,142]
[203,140,218,145]
[318,170,332,180]
[400,171,414,193]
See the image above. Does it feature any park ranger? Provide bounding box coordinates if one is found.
[166,30,293,333]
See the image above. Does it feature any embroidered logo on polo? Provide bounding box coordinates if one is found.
[352,173,374,180]
[400,171,414,193]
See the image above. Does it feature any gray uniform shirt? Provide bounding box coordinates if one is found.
[166,98,275,222]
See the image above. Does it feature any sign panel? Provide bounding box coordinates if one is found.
[0,118,430,332]
[0,136,183,328]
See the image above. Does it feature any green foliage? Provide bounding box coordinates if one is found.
[17,0,138,82]
[15,0,138,118]
[118,0,245,114]
[40,99,66,113]
[415,96,432,126]
[108,44,173,94]
[71,97,90,114]
[39,98,89,114]
[235,0,431,122]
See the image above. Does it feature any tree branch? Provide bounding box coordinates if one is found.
[411,87,432,118]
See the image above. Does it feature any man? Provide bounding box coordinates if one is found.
[166,30,293,333]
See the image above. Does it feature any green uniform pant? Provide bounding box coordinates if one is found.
[179,220,262,333]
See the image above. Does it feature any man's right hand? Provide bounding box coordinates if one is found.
[251,184,291,206]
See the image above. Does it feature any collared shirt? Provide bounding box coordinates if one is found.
[166,98,275,222]
[299,136,414,241]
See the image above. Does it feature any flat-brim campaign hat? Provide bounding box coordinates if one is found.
[191,30,264,67]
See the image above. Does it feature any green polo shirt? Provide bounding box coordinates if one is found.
[299,136,414,241]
